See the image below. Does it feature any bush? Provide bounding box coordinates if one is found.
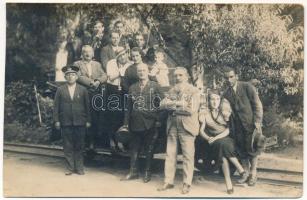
[4,81,54,144]
[4,122,51,144]
[263,105,303,147]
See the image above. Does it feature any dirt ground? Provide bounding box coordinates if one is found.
[3,152,303,198]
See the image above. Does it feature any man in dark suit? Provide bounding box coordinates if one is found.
[100,31,125,70]
[222,67,263,186]
[122,47,143,92]
[132,33,148,60]
[66,28,82,64]
[74,45,108,149]
[121,63,164,183]
[91,21,109,62]
[113,20,133,50]
[53,65,91,175]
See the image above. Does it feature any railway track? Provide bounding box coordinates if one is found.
[4,142,303,187]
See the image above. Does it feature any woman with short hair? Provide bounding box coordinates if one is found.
[199,89,247,194]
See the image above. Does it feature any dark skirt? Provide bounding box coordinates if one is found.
[208,136,237,168]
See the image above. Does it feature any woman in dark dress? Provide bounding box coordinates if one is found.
[199,89,247,194]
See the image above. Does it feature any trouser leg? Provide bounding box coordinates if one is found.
[241,159,250,174]
[129,133,142,174]
[73,126,85,172]
[164,127,178,185]
[179,132,195,186]
[62,127,74,171]
[250,156,258,177]
[144,128,159,172]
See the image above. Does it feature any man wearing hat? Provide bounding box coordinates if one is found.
[222,67,264,186]
[53,65,91,175]
[104,48,132,151]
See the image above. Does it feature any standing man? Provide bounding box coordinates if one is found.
[53,65,91,175]
[157,67,200,194]
[91,20,109,62]
[74,45,108,149]
[222,67,263,186]
[133,33,148,59]
[121,63,163,183]
[122,47,143,92]
[113,20,132,50]
[100,31,125,70]
[66,28,82,65]
[105,49,132,151]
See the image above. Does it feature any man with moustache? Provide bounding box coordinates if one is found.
[53,65,91,175]
[157,67,200,194]
[121,63,163,183]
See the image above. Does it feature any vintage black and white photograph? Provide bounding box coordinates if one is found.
[2,1,304,198]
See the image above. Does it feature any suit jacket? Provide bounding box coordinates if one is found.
[100,44,124,70]
[66,36,82,64]
[74,60,107,88]
[122,63,157,92]
[91,34,109,62]
[160,83,201,136]
[122,63,138,92]
[125,80,164,132]
[223,81,263,132]
[53,84,91,126]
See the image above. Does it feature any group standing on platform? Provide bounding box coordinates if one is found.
[53,19,265,195]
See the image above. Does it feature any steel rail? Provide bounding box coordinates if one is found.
[4,142,303,187]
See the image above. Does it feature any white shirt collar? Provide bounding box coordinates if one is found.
[67,83,76,100]
[233,81,238,93]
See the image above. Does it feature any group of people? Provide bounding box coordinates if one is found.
[53,19,265,195]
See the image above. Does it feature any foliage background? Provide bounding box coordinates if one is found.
[5,4,303,147]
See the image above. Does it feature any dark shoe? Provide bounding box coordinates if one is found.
[76,170,85,175]
[120,173,139,181]
[248,175,257,186]
[65,170,73,175]
[157,183,174,191]
[227,188,234,194]
[181,183,191,194]
[143,171,152,183]
[237,171,249,184]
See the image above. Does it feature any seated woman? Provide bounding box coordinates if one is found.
[199,89,247,194]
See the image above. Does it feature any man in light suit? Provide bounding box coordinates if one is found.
[53,65,91,175]
[158,67,200,194]
[100,31,125,70]
[74,45,108,149]
[121,63,164,183]
[222,67,263,186]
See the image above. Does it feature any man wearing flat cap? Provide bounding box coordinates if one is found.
[53,65,91,175]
